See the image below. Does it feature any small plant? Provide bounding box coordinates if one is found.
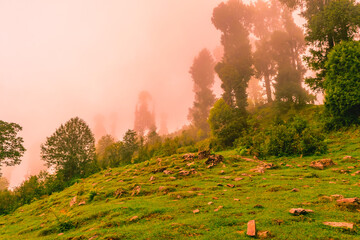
[88,191,97,202]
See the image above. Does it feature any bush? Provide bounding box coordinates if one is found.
[324,41,360,127]
[237,117,327,158]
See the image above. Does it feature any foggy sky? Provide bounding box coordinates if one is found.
[0,0,224,187]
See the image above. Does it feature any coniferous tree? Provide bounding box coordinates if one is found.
[188,48,216,137]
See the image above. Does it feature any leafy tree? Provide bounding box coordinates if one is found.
[102,141,124,167]
[40,117,96,181]
[212,0,253,114]
[269,10,311,105]
[208,99,246,147]
[0,177,9,190]
[0,120,25,174]
[96,134,115,167]
[121,129,139,163]
[279,0,360,91]
[324,41,360,126]
[188,49,216,136]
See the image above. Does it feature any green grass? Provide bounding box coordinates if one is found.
[1,128,360,239]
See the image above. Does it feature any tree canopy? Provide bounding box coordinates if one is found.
[0,120,25,175]
[40,117,96,180]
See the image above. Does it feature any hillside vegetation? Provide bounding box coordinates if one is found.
[1,127,360,240]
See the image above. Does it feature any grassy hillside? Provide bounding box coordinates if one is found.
[1,127,360,239]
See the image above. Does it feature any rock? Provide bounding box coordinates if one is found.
[179,170,190,176]
[258,230,271,238]
[250,167,265,174]
[198,150,211,160]
[262,163,276,169]
[78,201,86,206]
[163,170,173,175]
[217,183,223,187]
[234,198,240,201]
[214,206,223,212]
[234,178,244,181]
[149,176,155,181]
[227,184,235,188]
[289,208,314,215]
[187,162,195,167]
[182,153,195,161]
[129,216,138,221]
[193,209,200,214]
[336,197,360,208]
[58,233,64,236]
[323,222,353,229]
[152,167,167,173]
[220,170,225,175]
[169,177,176,180]
[247,220,256,237]
[213,197,219,200]
[104,173,112,177]
[331,194,344,200]
[254,204,264,208]
[114,188,125,198]
[158,186,166,191]
[310,159,335,170]
[291,188,299,192]
[205,154,224,167]
[131,186,141,196]
[343,156,355,160]
[69,196,77,207]
[208,202,213,205]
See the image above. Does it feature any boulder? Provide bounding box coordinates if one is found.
[258,230,271,239]
[182,153,195,161]
[246,220,256,237]
[198,150,210,160]
[289,208,314,215]
[323,222,353,229]
[336,197,360,209]
[310,159,335,170]
[69,196,77,207]
[205,154,224,167]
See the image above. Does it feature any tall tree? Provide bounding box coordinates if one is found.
[252,0,282,103]
[188,48,216,136]
[212,0,253,114]
[134,91,156,136]
[269,10,310,104]
[279,0,360,92]
[0,120,25,175]
[41,117,96,181]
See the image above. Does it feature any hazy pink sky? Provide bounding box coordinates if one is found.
[0,0,225,187]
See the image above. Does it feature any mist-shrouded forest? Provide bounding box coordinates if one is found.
[1,0,360,239]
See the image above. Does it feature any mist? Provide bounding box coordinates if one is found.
[0,0,224,188]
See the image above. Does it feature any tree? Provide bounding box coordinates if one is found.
[269,10,311,105]
[208,99,246,147]
[134,91,156,136]
[0,177,9,190]
[121,129,139,163]
[212,0,253,114]
[40,117,96,181]
[0,120,25,175]
[279,0,360,92]
[324,41,360,126]
[188,49,216,136]
[96,134,115,167]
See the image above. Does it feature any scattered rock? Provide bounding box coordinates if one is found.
[187,162,195,167]
[234,178,244,181]
[88,235,99,240]
[217,183,223,187]
[289,208,314,215]
[323,222,353,229]
[205,154,224,168]
[262,163,276,169]
[69,196,77,207]
[234,198,240,201]
[169,177,176,180]
[198,150,211,160]
[214,206,223,212]
[149,176,155,181]
[183,153,195,161]
[78,201,86,206]
[208,202,213,205]
[343,156,355,160]
[104,173,112,177]
[193,209,200,214]
[331,194,344,200]
[152,167,167,173]
[114,188,126,198]
[129,216,138,221]
[310,159,335,170]
[163,170,173,175]
[258,230,271,238]
[291,188,299,192]
[179,170,190,176]
[158,186,166,191]
[58,233,64,236]
[213,197,219,200]
[336,197,360,209]
[247,220,256,237]
[131,186,141,196]
[250,167,265,174]
[227,184,235,188]
[254,204,264,208]
[220,170,225,175]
